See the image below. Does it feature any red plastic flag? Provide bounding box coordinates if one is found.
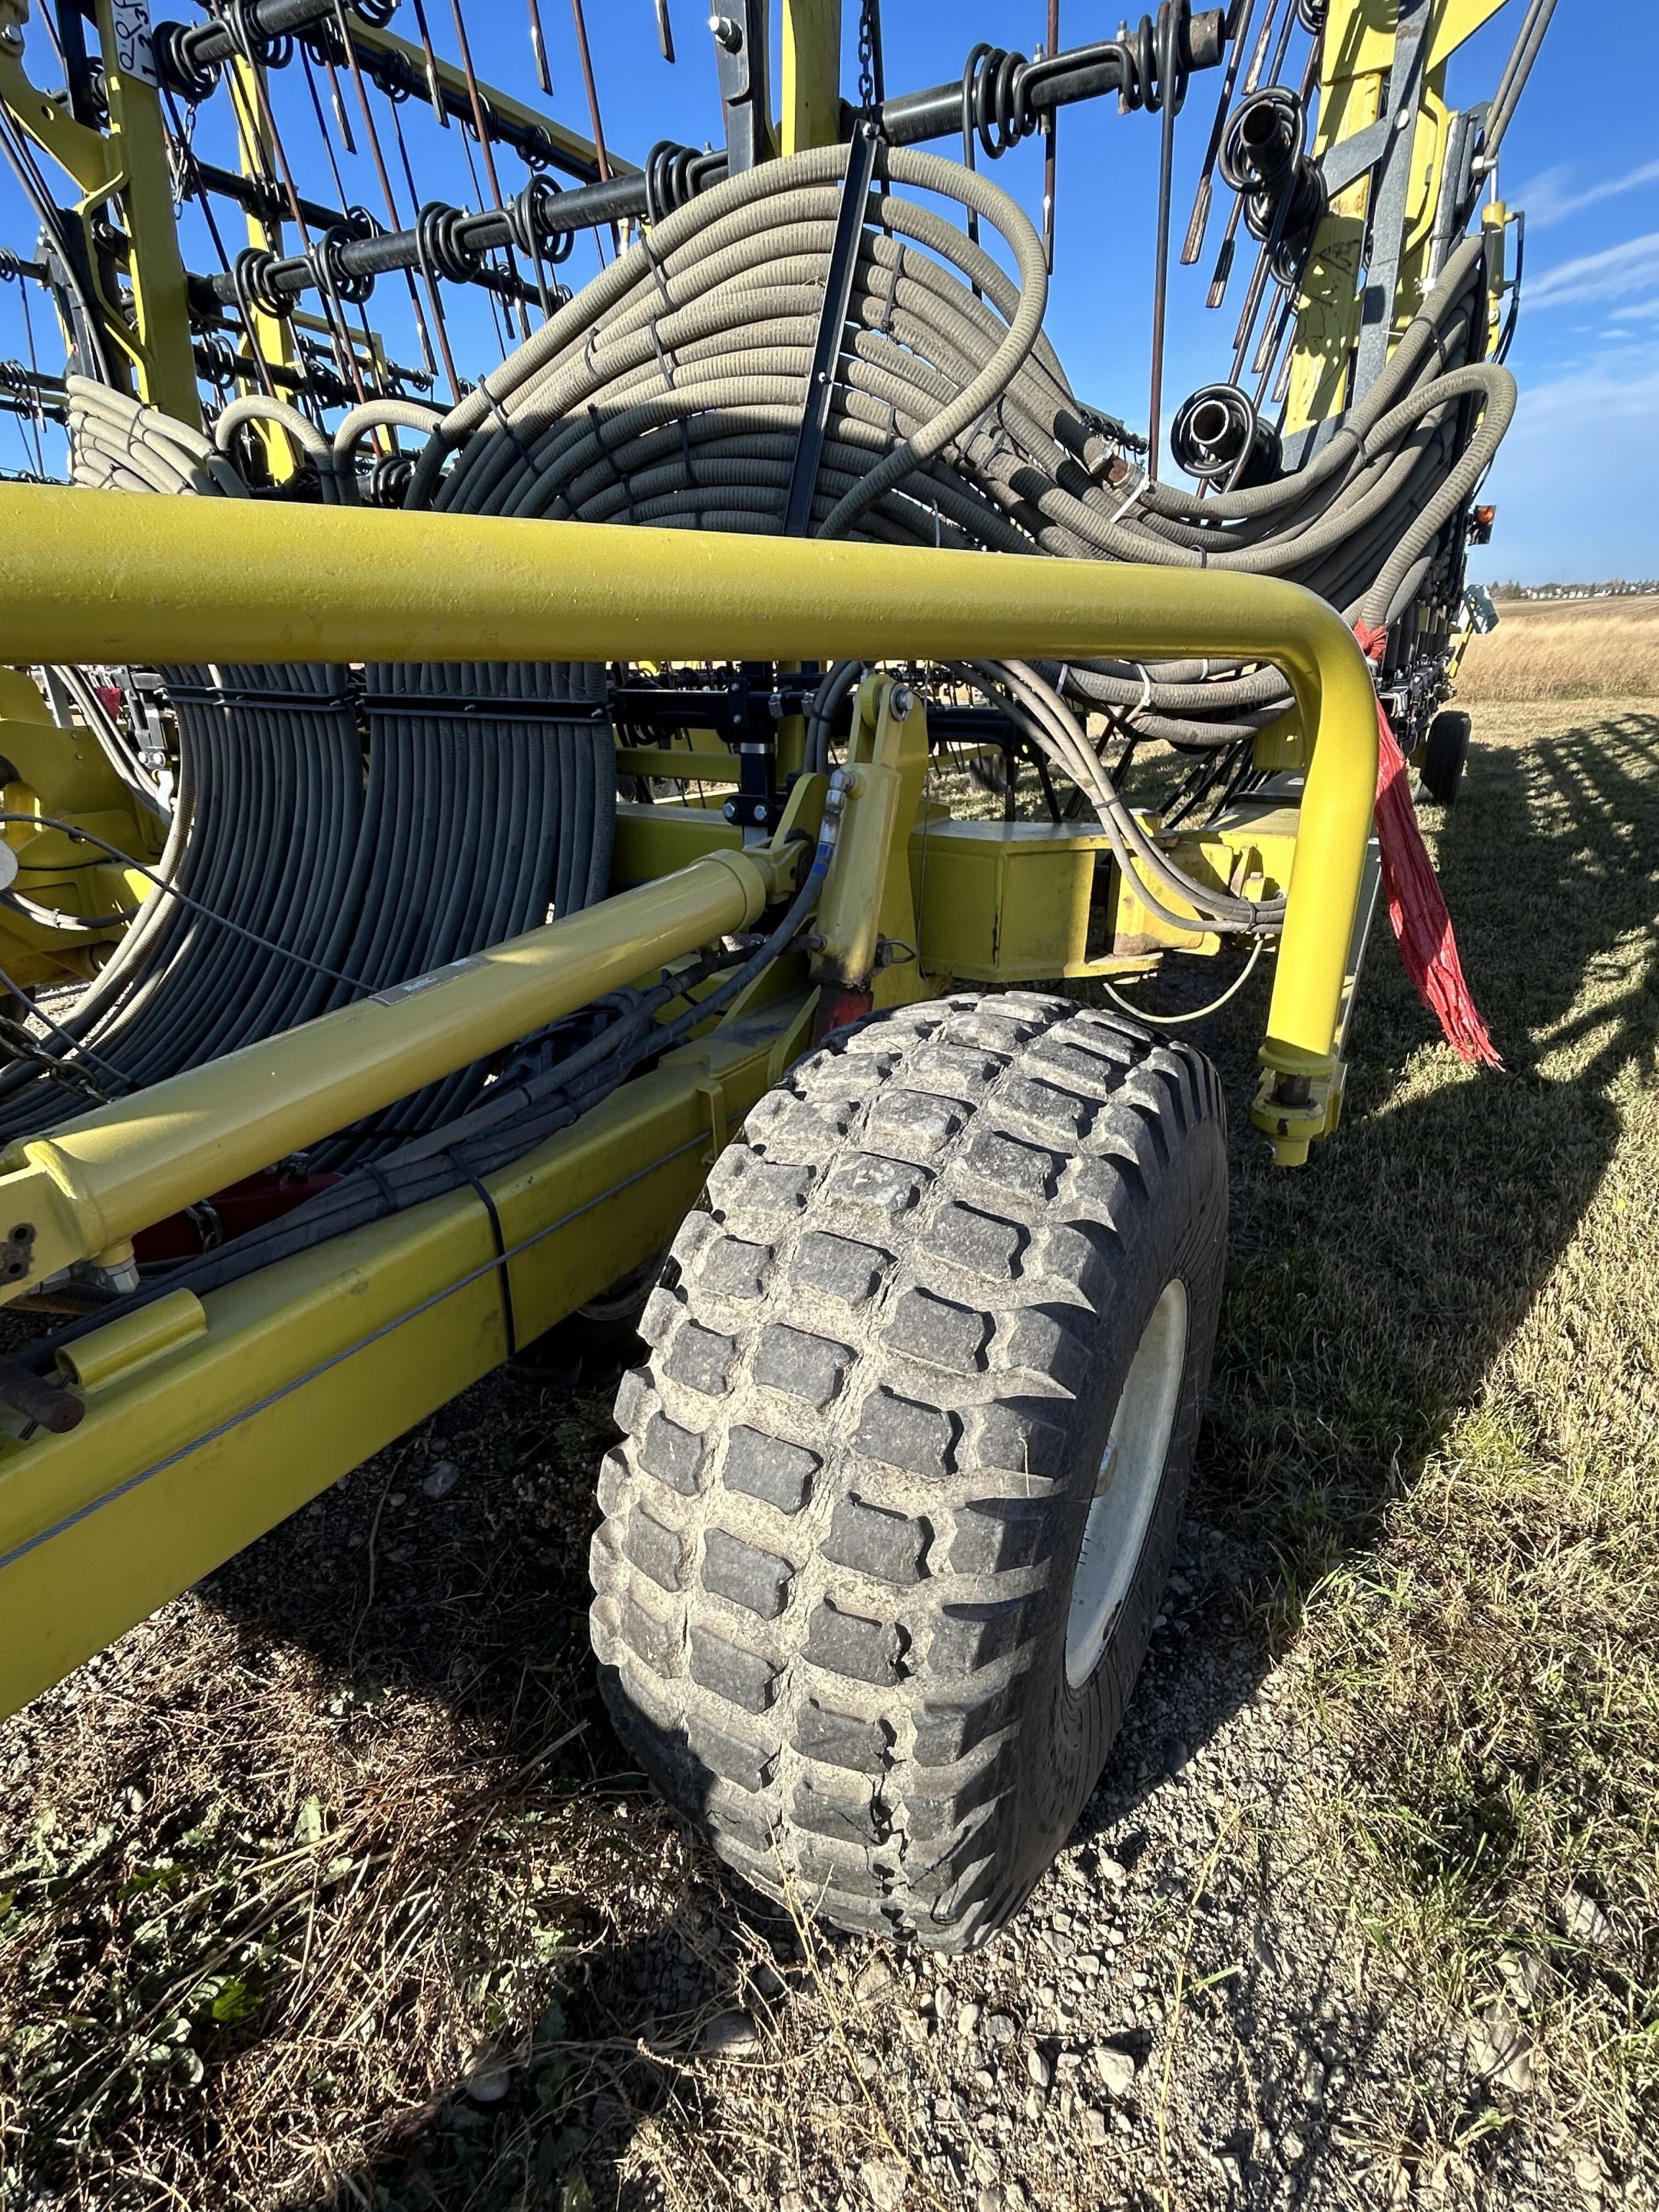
[1353,621,1502,1069]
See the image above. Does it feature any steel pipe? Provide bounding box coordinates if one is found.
[0,479,1376,1108]
[0,845,773,1291]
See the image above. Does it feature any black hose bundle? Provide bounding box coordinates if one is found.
[7,138,1513,1156]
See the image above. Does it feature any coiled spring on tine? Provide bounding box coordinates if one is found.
[232,246,296,323]
[1220,86,1325,285]
[642,142,704,227]
[508,176,575,266]
[152,18,224,101]
[415,202,485,286]
[224,0,294,71]
[958,0,1193,159]
[1169,380,1283,488]
[309,209,381,310]
[192,332,242,388]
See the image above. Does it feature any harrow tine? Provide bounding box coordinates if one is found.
[1183,0,1258,265]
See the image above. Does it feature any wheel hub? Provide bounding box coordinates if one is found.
[1065,1279,1189,1689]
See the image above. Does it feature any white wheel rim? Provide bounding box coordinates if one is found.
[1065,1280,1189,1690]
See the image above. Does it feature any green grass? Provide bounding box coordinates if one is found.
[1199,697,1659,2147]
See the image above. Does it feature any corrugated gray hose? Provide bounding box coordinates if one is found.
[407,142,1514,748]
[0,382,613,1159]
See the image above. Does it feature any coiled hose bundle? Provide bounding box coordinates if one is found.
[407,141,1513,749]
[5,138,1512,1148]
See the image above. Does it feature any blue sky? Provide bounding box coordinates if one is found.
[2,0,1654,581]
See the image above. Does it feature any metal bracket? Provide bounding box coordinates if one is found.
[1316,114,1392,202]
[710,1,773,174]
[1351,0,1433,404]
[783,121,881,538]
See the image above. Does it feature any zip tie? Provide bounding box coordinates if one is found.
[445,1147,518,1357]
[1110,473,1151,529]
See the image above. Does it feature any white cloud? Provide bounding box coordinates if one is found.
[1512,157,1659,228]
[1525,232,1659,311]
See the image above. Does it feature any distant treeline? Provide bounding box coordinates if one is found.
[1487,581,1659,601]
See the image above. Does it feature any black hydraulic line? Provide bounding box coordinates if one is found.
[22,825,834,1363]
[783,121,882,536]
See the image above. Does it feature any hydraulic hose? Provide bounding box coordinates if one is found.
[8,133,1512,1161]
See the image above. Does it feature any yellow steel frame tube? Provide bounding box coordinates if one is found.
[0,848,772,1295]
[0,1004,806,1720]
[0,482,1376,1113]
[782,0,843,154]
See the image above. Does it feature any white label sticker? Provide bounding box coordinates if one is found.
[112,0,159,87]
[369,955,487,1008]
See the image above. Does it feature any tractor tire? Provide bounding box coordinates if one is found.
[1421,708,1472,805]
[589,991,1228,1949]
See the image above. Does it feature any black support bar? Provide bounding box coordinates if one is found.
[783,122,882,538]
[197,15,1224,318]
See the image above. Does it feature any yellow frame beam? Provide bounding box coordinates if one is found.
[0,492,1385,1714]
[0,849,775,1296]
[0,1002,806,1720]
[781,0,843,154]
[0,483,1379,1105]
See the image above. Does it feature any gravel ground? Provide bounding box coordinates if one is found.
[8,1370,1642,2212]
[501,1503,1653,2212]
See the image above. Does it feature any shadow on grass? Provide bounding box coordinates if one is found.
[5,711,1654,2209]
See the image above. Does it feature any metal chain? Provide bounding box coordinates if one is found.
[856,0,884,114]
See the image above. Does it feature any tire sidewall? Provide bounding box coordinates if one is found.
[1005,1113,1228,1902]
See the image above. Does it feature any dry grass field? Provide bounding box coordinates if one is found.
[1458,596,1659,700]
[0,657,1655,2207]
